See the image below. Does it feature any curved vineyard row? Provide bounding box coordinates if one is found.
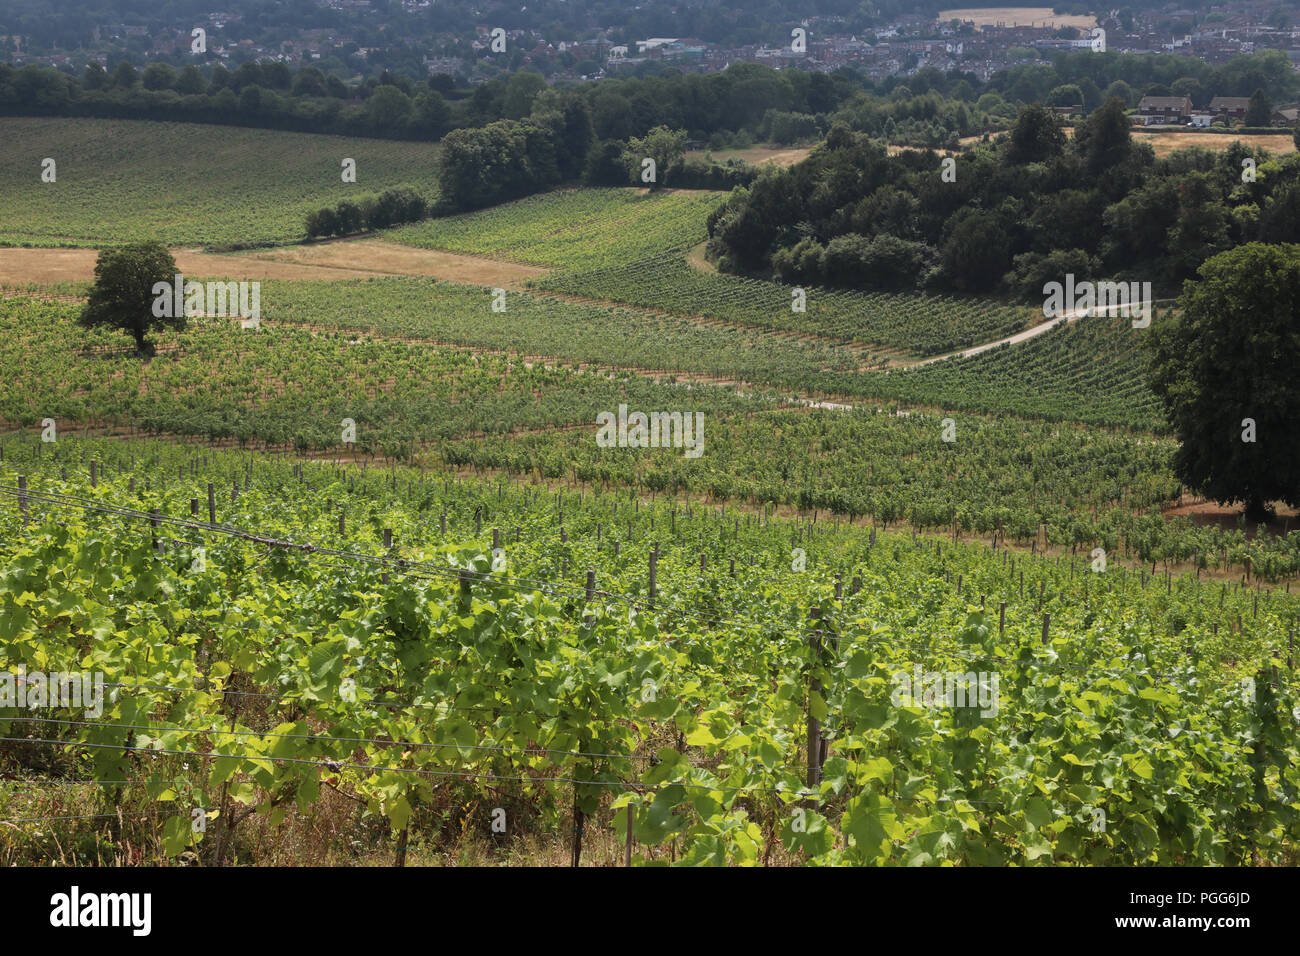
[537,251,1034,357]
[265,281,1154,428]
[855,313,1166,431]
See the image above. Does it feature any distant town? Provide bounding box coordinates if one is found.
[4,2,1300,87]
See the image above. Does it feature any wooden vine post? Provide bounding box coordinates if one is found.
[624,804,634,866]
[807,606,823,800]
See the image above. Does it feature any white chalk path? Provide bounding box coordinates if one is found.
[907,299,1171,368]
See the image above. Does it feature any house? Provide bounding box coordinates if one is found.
[1209,96,1251,121]
[1136,95,1193,125]
[636,38,679,53]
[1272,106,1299,128]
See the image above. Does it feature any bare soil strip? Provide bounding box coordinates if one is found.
[685,240,715,273]
[232,238,549,288]
[0,240,549,288]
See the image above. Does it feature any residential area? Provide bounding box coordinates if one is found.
[6,1,1300,88]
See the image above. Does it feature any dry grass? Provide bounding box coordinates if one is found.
[236,238,550,289]
[939,7,1096,28]
[1133,130,1297,158]
[886,135,983,157]
[0,754,808,866]
[1058,126,1297,158]
[0,240,550,289]
[685,145,813,167]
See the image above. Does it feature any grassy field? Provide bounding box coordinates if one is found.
[2,430,1296,866]
[683,145,814,167]
[939,6,1096,28]
[1058,126,1297,158]
[0,239,548,287]
[1134,129,1297,158]
[386,187,720,271]
[0,117,442,248]
[383,187,1036,357]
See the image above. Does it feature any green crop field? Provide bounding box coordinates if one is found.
[263,279,1155,428]
[0,117,442,248]
[856,312,1166,430]
[0,294,770,451]
[539,251,1035,356]
[0,284,1160,441]
[1,434,1297,866]
[386,188,1033,357]
[386,187,718,271]
[2,292,1293,580]
[1,114,1298,873]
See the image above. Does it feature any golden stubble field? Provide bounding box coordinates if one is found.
[0,239,549,289]
[1136,130,1297,158]
[939,7,1097,28]
[1060,127,1297,158]
[684,145,813,167]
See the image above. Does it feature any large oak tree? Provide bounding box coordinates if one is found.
[78,241,181,356]
[1147,242,1300,521]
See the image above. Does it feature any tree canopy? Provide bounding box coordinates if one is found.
[78,241,182,355]
[1147,242,1300,520]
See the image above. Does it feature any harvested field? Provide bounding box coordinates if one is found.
[0,240,550,289]
[939,7,1096,28]
[684,145,813,167]
[1059,126,1297,158]
[235,239,550,288]
[1134,130,1297,158]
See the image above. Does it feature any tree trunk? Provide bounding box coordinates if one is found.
[1244,497,1273,524]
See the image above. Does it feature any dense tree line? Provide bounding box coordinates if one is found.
[707,99,1300,298]
[7,46,1299,227]
[438,105,757,212]
[436,89,595,211]
[0,60,455,139]
[3,48,1296,148]
[305,186,429,239]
